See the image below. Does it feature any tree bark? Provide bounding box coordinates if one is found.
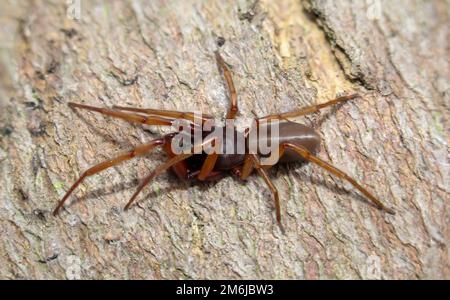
[0,0,448,279]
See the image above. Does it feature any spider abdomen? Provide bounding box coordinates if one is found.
[248,121,321,164]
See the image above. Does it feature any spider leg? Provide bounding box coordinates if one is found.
[239,142,284,180]
[188,169,223,180]
[68,102,174,126]
[123,153,192,210]
[215,51,238,119]
[250,154,282,225]
[240,154,254,180]
[124,137,216,210]
[234,153,283,225]
[257,94,360,122]
[196,138,222,181]
[281,142,395,214]
[112,106,213,123]
[52,138,165,216]
[197,153,219,181]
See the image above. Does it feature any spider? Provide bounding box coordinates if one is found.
[53,51,394,227]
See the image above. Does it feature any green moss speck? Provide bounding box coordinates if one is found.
[53,181,65,191]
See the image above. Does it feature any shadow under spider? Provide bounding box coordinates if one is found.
[63,173,222,211]
[63,162,379,216]
[71,107,142,149]
[274,163,381,212]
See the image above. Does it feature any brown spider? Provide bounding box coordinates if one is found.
[53,51,394,226]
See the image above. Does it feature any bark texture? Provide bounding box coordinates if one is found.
[0,0,448,279]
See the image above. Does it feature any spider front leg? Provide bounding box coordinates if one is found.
[123,153,192,210]
[124,136,217,210]
[53,138,166,215]
[68,102,175,126]
[112,106,213,124]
